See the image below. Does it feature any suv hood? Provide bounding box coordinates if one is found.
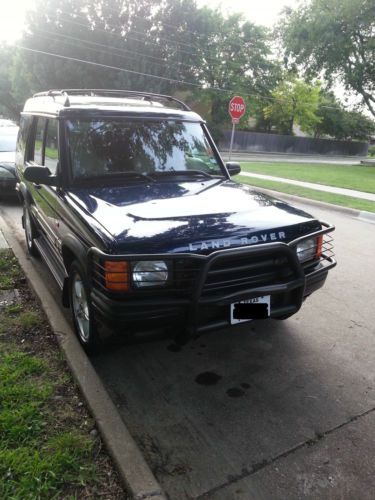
[67,180,321,253]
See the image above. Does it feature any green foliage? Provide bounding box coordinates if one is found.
[0,347,95,498]
[368,145,375,157]
[0,0,278,131]
[0,351,51,448]
[263,76,321,135]
[0,44,20,120]
[314,92,375,141]
[236,175,375,213]
[0,250,22,289]
[0,249,122,497]
[0,434,94,498]
[18,311,42,330]
[241,161,375,194]
[279,0,375,117]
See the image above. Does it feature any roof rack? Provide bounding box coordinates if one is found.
[32,89,191,111]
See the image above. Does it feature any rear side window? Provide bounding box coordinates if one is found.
[44,120,59,175]
[27,117,59,174]
[16,115,32,166]
[33,117,47,165]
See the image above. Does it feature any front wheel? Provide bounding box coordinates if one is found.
[69,261,101,353]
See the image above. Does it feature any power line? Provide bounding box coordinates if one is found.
[49,10,223,66]
[33,28,195,71]
[16,44,348,112]
[16,45,204,88]
[57,12,203,55]
[33,12,276,84]
[33,32,164,71]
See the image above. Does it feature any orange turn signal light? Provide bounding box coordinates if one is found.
[316,235,323,258]
[104,260,129,291]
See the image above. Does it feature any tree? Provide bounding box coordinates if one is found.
[0,0,278,132]
[339,110,375,141]
[263,77,321,135]
[279,0,375,118]
[0,45,20,119]
[314,92,375,140]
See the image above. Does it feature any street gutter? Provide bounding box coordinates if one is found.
[0,213,166,500]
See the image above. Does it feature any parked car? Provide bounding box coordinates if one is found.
[16,89,336,352]
[0,124,18,197]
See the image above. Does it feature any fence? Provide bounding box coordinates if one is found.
[218,130,368,156]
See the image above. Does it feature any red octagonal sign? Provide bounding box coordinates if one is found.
[229,95,246,121]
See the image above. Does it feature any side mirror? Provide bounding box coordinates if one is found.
[226,162,241,176]
[24,166,57,186]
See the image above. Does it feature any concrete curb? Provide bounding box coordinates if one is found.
[0,213,166,500]
[247,186,375,224]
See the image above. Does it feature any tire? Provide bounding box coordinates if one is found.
[23,204,39,257]
[68,261,101,353]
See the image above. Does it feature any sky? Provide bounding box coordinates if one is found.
[197,0,300,26]
[0,0,301,43]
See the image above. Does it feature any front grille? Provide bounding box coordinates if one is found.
[89,222,335,302]
[202,252,295,298]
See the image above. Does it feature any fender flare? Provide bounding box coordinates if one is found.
[61,234,90,307]
[18,181,33,205]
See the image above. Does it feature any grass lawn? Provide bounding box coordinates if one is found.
[236,175,375,213]
[240,162,375,194]
[0,249,126,499]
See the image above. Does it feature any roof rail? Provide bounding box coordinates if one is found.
[32,90,70,107]
[32,89,191,111]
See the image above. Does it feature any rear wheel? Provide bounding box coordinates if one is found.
[23,204,39,257]
[69,261,101,353]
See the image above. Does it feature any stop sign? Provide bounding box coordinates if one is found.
[229,95,246,121]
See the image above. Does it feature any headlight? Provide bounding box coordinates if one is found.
[296,237,322,262]
[132,260,169,288]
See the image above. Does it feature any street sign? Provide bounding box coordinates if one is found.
[228,96,246,160]
[229,96,246,121]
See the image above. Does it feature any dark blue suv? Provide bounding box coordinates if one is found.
[16,89,336,352]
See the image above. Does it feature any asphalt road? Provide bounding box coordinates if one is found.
[1,197,375,500]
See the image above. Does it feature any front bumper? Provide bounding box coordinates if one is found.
[88,222,336,335]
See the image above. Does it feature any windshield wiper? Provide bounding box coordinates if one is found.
[80,171,156,183]
[150,169,222,180]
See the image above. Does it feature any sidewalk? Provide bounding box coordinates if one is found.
[240,171,375,202]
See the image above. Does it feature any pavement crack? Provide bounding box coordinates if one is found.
[195,405,375,499]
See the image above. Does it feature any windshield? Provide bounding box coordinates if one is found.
[0,128,18,152]
[66,119,223,180]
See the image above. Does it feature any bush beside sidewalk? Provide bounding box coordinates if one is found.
[0,246,127,499]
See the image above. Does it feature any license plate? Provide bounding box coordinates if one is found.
[230,296,271,324]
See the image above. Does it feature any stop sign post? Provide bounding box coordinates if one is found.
[228,96,246,160]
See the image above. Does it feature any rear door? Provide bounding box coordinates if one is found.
[26,116,60,253]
